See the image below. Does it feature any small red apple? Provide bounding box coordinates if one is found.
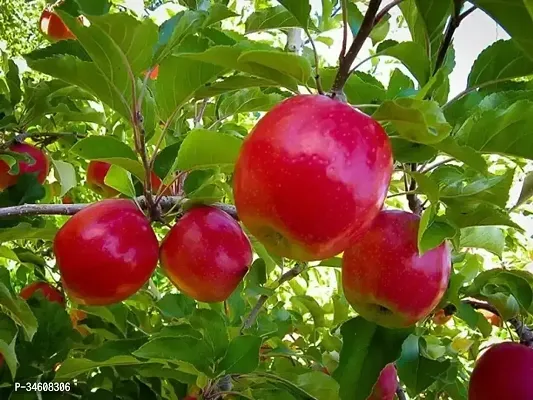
[144,65,159,80]
[20,281,65,307]
[53,199,159,305]
[86,161,120,198]
[62,195,73,204]
[233,94,393,261]
[0,143,49,190]
[469,342,533,399]
[160,206,252,303]
[342,210,451,328]
[432,309,452,325]
[39,9,76,41]
[478,309,502,327]
[150,171,172,196]
[368,363,398,400]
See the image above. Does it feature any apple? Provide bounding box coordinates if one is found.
[478,309,502,327]
[145,65,159,80]
[432,309,453,325]
[39,9,76,41]
[70,309,90,336]
[87,160,170,197]
[233,94,393,261]
[160,206,252,303]
[62,195,73,204]
[20,281,65,307]
[342,210,451,328]
[368,363,398,400]
[0,143,50,190]
[53,199,159,305]
[469,342,533,399]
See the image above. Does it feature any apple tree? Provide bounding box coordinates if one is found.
[0,0,532,399]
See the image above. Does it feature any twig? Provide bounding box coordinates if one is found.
[0,197,239,220]
[307,33,324,94]
[434,0,463,74]
[240,262,307,333]
[194,98,209,128]
[396,386,407,400]
[419,157,454,174]
[458,5,477,22]
[330,0,383,98]
[407,164,422,215]
[374,0,404,27]
[339,0,349,62]
[444,78,510,108]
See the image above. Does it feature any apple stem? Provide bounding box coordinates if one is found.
[330,0,383,99]
[240,262,308,334]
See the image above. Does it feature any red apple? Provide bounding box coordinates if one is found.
[39,9,76,41]
[150,171,172,196]
[432,309,452,325]
[145,65,159,80]
[86,161,120,198]
[62,195,73,204]
[0,143,49,190]
[233,95,393,261]
[469,342,533,399]
[20,281,65,307]
[368,363,398,400]
[342,210,451,328]
[160,206,252,303]
[53,199,159,305]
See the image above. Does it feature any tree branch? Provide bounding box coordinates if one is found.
[374,0,404,27]
[434,0,463,73]
[0,197,238,220]
[240,262,307,333]
[396,386,407,400]
[339,0,349,62]
[407,164,422,215]
[330,0,383,98]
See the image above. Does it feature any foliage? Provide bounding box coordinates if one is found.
[0,0,532,399]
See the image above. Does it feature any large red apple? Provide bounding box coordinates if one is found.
[39,9,76,41]
[368,363,398,400]
[469,342,533,399]
[0,143,49,190]
[233,95,393,261]
[20,281,65,307]
[160,206,252,303]
[342,210,451,328]
[53,199,159,305]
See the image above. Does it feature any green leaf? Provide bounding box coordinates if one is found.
[0,281,37,341]
[195,75,279,99]
[134,336,214,375]
[319,69,386,105]
[409,172,440,203]
[515,171,533,208]
[455,302,492,337]
[0,222,58,243]
[55,356,142,380]
[370,15,391,45]
[332,317,413,400]
[156,11,206,62]
[374,99,452,144]
[431,137,487,173]
[390,138,438,163]
[296,371,340,400]
[218,88,284,118]
[218,335,262,374]
[470,0,533,61]
[250,372,319,399]
[278,0,311,30]
[346,2,364,35]
[238,50,312,84]
[190,309,229,361]
[387,69,416,99]
[177,129,243,173]
[104,165,136,197]
[82,304,128,336]
[468,40,533,88]
[417,206,457,254]
[51,159,76,197]
[156,55,224,121]
[70,136,145,179]
[203,4,238,27]
[156,293,197,319]
[459,226,505,257]
[291,295,326,328]
[245,6,301,33]
[6,59,21,107]
[376,40,431,85]
[446,203,523,230]
[397,335,451,396]
[413,0,453,64]
[455,100,533,160]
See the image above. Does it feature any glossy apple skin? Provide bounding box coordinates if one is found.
[39,9,76,41]
[20,282,65,307]
[469,342,533,399]
[160,206,252,303]
[368,363,398,400]
[0,143,50,190]
[53,199,159,305]
[233,95,393,261]
[432,309,453,325]
[342,210,451,328]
